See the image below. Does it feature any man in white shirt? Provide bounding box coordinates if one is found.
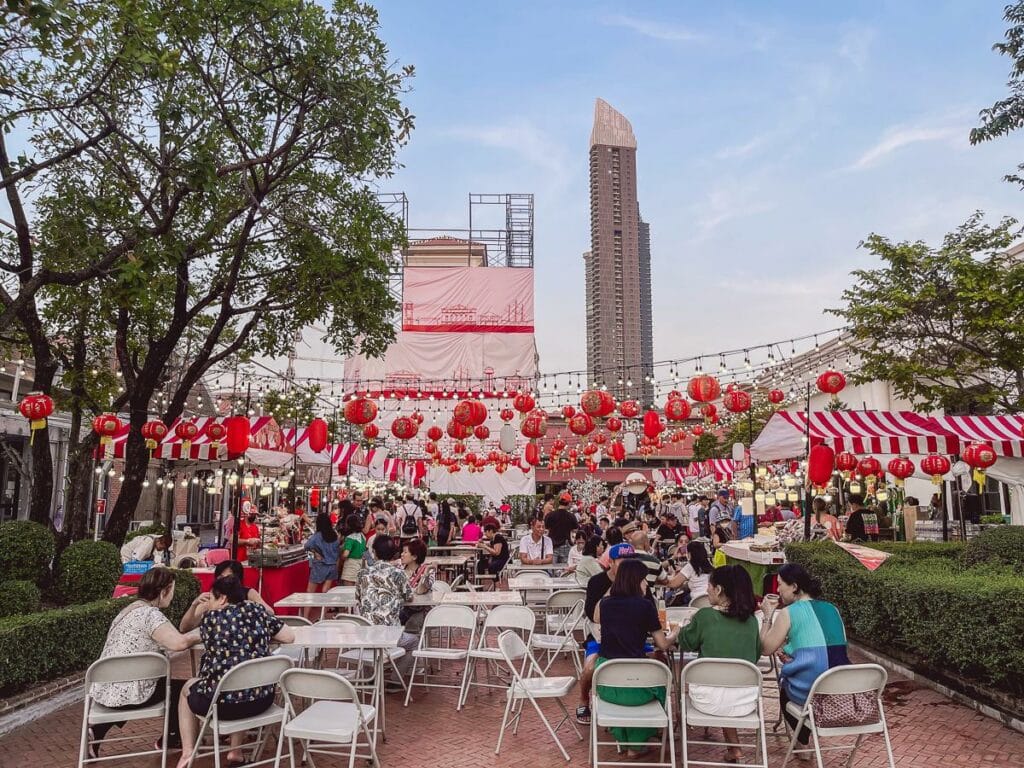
[518,517,553,565]
[397,494,422,541]
[595,496,609,520]
[688,496,708,539]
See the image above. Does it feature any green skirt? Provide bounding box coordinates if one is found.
[594,657,667,747]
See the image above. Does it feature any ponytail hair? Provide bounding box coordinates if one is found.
[777,563,822,599]
[708,565,756,622]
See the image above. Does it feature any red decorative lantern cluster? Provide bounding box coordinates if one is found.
[887,457,915,486]
[343,397,378,425]
[857,456,882,478]
[807,444,835,488]
[453,399,487,427]
[18,392,54,443]
[835,451,858,474]
[141,419,168,455]
[569,412,595,436]
[512,392,535,413]
[687,375,721,403]
[619,400,641,419]
[307,417,329,453]
[816,370,847,402]
[175,420,199,452]
[473,424,490,441]
[768,389,785,405]
[921,454,951,485]
[664,398,692,422]
[225,415,250,456]
[521,410,548,439]
[92,412,123,446]
[723,390,751,413]
[581,390,616,418]
[391,416,419,441]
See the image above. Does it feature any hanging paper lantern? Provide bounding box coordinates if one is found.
[594,432,607,445]
[887,457,915,486]
[424,441,436,455]
[835,451,858,474]
[857,456,882,478]
[521,410,548,439]
[807,444,836,487]
[609,440,626,465]
[562,405,577,420]
[623,432,638,453]
[175,420,199,453]
[582,442,598,456]
[723,390,751,413]
[140,419,168,456]
[205,421,226,452]
[816,370,847,402]
[446,419,473,440]
[569,412,595,436]
[768,389,786,405]
[307,417,329,453]
[391,416,419,441]
[426,425,443,442]
[619,400,641,419]
[606,416,623,433]
[691,424,705,437]
[524,442,540,466]
[473,424,490,441]
[586,461,598,474]
[551,437,567,453]
[499,423,516,453]
[642,410,665,439]
[225,415,250,456]
[362,423,379,442]
[453,441,467,455]
[343,397,378,425]
[513,392,535,413]
[453,399,488,427]
[18,392,54,444]
[412,411,424,425]
[664,398,692,422]
[700,403,717,420]
[963,442,997,487]
[581,389,616,418]
[464,452,478,465]
[921,454,951,485]
[92,412,122,446]
[667,390,684,401]
[499,407,515,423]
[687,375,721,403]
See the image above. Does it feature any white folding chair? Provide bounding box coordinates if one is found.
[782,664,896,768]
[591,658,676,768]
[321,614,408,695]
[680,658,768,768]
[403,604,477,710]
[274,616,314,667]
[532,598,585,675]
[544,589,588,633]
[495,629,583,762]
[273,668,379,768]
[184,655,293,768]
[517,572,553,608]
[78,652,170,768]
[460,604,536,707]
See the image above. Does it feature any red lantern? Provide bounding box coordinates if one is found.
[453,441,467,455]
[664,398,692,422]
[691,424,705,437]
[521,410,548,439]
[343,397,378,425]
[857,456,882,478]
[807,444,835,487]
[723,390,751,413]
[391,416,419,441]
[581,390,616,418]
[619,400,641,419]
[307,417,329,453]
[667,390,684,401]
[583,442,598,456]
[362,423,379,441]
[225,415,250,456]
[204,421,226,449]
[609,441,626,464]
[921,454,951,484]
[426,425,443,442]
[175,420,199,452]
[18,392,54,443]
[412,411,424,425]
[562,405,576,420]
[586,461,598,474]
[594,432,607,445]
[569,412,595,436]
[887,457,915,486]
[424,441,436,455]
[700,403,717,420]
[605,416,623,433]
[963,442,997,470]
[552,438,566,453]
[453,399,488,427]
[446,419,473,440]
[687,375,721,403]
[768,389,785,404]
[464,452,478,465]
[92,412,122,446]
[499,407,515,423]
[513,392,535,413]
[524,443,540,466]
[141,419,168,455]
[473,424,490,441]
[643,410,665,439]
[835,451,858,473]
[816,370,847,401]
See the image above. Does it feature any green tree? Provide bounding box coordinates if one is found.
[830,213,1024,413]
[721,399,774,449]
[690,431,722,461]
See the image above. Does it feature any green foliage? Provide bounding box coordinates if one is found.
[163,568,200,627]
[123,523,167,543]
[830,213,1024,412]
[504,495,540,525]
[0,521,55,586]
[962,525,1024,572]
[981,514,1009,525]
[0,581,42,619]
[722,399,774,448]
[446,494,485,515]
[690,431,722,461]
[972,1,1024,186]
[0,598,125,696]
[785,542,1024,698]
[56,540,122,605]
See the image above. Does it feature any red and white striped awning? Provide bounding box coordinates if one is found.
[935,415,1024,458]
[657,459,735,485]
[99,416,278,462]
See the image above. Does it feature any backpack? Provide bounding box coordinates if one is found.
[401,505,419,535]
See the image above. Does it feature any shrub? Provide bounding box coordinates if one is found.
[0,581,42,618]
[123,523,167,543]
[0,598,124,695]
[962,525,1024,572]
[163,568,200,627]
[56,540,122,605]
[0,521,54,586]
[980,514,1008,526]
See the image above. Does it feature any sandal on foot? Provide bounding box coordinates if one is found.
[575,705,591,724]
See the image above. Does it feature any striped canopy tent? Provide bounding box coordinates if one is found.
[935,415,1024,459]
[99,416,281,462]
[658,459,736,485]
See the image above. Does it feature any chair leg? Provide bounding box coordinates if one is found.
[78,700,90,768]
[810,723,826,768]
[403,657,418,707]
[288,736,297,768]
[880,715,897,768]
[844,733,864,768]
[495,692,515,755]
[526,695,571,762]
[456,658,472,712]
[273,726,287,768]
[781,715,803,768]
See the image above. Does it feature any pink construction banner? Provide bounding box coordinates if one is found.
[402,267,534,333]
[832,541,892,571]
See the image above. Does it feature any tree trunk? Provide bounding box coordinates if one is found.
[101,407,151,546]
[62,430,98,545]
[26,352,58,525]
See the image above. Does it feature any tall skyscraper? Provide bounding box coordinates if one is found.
[585,98,654,406]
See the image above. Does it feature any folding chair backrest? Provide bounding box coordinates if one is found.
[86,652,168,686]
[280,668,358,703]
[321,614,371,626]
[682,658,762,688]
[518,573,552,585]
[279,616,313,627]
[594,658,672,690]
[482,605,536,634]
[497,628,531,666]
[432,580,453,595]
[422,603,477,631]
[810,664,887,697]
[545,589,586,611]
[215,655,293,694]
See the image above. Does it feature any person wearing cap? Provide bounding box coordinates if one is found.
[709,489,733,530]
[545,492,579,564]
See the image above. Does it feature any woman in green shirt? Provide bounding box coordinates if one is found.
[677,565,760,764]
[338,513,368,585]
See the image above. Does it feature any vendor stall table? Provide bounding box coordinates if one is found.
[719,541,785,597]
[507,576,579,591]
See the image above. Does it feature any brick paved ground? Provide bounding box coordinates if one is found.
[4,647,1024,768]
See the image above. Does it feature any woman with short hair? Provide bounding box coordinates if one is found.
[338,513,368,585]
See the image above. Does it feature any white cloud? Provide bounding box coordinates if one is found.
[601,14,704,43]
[714,135,768,160]
[444,118,572,192]
[837,25,876,71]
[846,122,967,171]
[689,180,776,241]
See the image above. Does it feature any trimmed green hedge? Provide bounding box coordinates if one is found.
[56,540,122,605]
[786,542,1024,699]
[962,525,1024,572]
[0,581,41,618]
[0,521,54,586]
[164,568,200,627]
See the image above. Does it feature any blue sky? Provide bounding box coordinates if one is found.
[371,0,1024,376]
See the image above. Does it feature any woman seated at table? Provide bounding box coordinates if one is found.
[338,513,367,586]
[711,524,733,567]
[179,560,270,633]
[477,522,511,578]
[666,540,713,607]
[760,563,850,756]
[176,576,294,768]
[303,512,341,619]
[398,538,435,632]
[87,568,201,758]
[677,565,761,764]
[593,559,678,759]
[565,534,605,587]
